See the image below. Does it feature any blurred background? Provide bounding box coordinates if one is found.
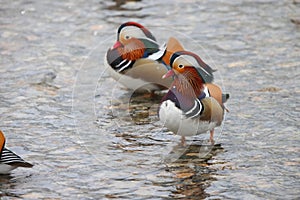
[0,0,299,199]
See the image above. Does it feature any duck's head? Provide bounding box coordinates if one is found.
[112,21,157,49]
[163,51,215,97]
[107,22,160,72]
[109,22,158,58]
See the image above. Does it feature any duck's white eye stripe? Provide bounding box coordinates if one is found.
[172,56,180,66]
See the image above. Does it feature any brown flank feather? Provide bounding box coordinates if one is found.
[200,97,224,125]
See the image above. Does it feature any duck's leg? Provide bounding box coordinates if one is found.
[181,136,186,146]
[209,129,215,145]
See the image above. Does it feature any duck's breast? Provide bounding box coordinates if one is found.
[159,100,217,136]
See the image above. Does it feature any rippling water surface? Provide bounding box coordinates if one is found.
[0,0,299,199]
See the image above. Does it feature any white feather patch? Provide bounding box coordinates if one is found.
[147,43,166,60]
[159,100,217,137]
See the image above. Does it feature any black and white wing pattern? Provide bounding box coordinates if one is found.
[0,148,33,168]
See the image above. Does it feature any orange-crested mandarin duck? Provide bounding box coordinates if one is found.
[0,130,33,174]
[104,21,185,92]
[159,51,229,145]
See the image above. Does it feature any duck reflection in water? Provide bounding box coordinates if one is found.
[164,142,224,199]
[98,90,225,199]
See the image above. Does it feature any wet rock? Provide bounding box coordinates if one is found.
[291,18,300,25]
[257,86,281,92]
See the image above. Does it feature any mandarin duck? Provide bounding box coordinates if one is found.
[0,130,33,174]
[104,21,185,92]
[159,51,229,146]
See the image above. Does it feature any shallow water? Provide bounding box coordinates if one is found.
[0,0,299,199]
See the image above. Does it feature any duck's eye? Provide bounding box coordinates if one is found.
[125,35,131,40]
[178,64,184,69]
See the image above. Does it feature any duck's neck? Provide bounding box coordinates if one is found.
[162,71,204,112]
[172,71,204,99]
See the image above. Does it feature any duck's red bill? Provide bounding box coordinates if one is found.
[162,70,175,79]
[112,41,122,49]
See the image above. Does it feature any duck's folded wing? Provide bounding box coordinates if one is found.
[0,148,33,168]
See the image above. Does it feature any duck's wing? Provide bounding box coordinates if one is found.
[162,37,185,66]
[0,148,33,168]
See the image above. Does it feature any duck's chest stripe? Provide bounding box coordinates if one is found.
[162,88,205,119]
[116,60,134,73]
[107,49,135,73]
[184,98,204,118]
